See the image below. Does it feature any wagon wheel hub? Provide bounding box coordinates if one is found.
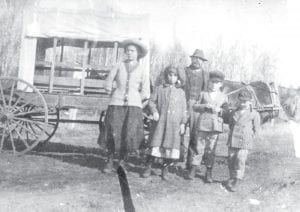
[0,114,7,123]
[0,112,15,123]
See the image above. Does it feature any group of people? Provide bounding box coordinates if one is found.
[101,38,261,192]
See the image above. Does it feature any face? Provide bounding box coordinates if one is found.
[191,57,204,68]
[125,45,139,61]
[208,79,223,91]
[167,72,178,85]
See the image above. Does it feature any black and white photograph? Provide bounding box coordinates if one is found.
[0,0,299,211]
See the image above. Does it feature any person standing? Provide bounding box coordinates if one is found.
[183,49,209,169]
[187,71,228,182]
[226,90,261,191]
[103,38,150,173]
[141,65,187,180]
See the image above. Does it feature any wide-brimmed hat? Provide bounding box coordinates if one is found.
[238,90,252,101]
[121,38,148,58]
[190,49,207,61]
[209,70,225,82]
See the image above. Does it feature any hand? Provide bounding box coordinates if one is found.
[180,124,185,135]
[205,103,213,108]
[213,107,222,113]
[105,87,112,95]
[153,112,160,121]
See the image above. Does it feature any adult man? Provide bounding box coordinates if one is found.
[183,49,209,170]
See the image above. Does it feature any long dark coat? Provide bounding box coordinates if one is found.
[148,84,188,150]
[227,108,261,149]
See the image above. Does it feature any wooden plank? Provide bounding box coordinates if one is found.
[49,38,58,93]
[34,75,106,89]
[60,94,110,111]
[81,41,89,95]
[113,42,118,64]
[35,60,112,73]
[21,92,109,111]
[104,47,109,66]
[60,38,64,62]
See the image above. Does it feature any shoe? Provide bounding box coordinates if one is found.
[186,165,196,180]
[161,165,170,181]
[103,158,114,173]
[226,178,235,188]
[229,178,242,192]
[205,168,213,183]
[141,163,152,178]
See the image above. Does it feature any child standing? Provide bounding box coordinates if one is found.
[142,65,188,180]
[227,90,260,192]
[187,70,228,182]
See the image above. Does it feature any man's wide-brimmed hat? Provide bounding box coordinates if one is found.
[209,70,225,82]
[238,90,252,101]
[190,49,207,61]
[121,38,148,58]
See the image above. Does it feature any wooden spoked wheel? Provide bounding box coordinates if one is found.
[0,77,58,154]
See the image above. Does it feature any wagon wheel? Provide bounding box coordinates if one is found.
[33,107,60,151]
[0,77,57,154]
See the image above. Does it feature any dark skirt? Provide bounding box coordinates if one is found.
[103,105,144,156]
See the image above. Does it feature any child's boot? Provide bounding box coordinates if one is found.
[142,156,153,178]
[205,167,213,183]
[229,178,242,192]
[161,164,170,181]
[103,155,114,173]
[162,159,172,181]
[186,165,197,180]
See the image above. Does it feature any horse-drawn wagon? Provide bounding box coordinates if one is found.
[0,1,282,155]
[0,2,149,154]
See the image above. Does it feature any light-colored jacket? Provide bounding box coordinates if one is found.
[227,108,261,149]
[193,91,228,133]
[105,61,150,108]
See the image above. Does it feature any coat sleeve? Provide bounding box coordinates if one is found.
[192,92,207,113]
[252,111,261,135]
[181,91,188,125]
[104,63,119,94]
[148,87,159,114]
[184,68,190,101]
[140,66,151,101]
[202,70,209,91]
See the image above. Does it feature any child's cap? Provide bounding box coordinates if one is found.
[238,90,252,101]
[209,70,225,82]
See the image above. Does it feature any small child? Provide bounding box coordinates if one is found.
[226,90,260,192]
[187,70,228,182]
[141,65,188,180]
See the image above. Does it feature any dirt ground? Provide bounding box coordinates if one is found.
[0,120,299,212]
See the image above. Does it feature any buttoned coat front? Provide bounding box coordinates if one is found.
[193,91,228,133]
[227,108,261,149]
[148,85,188,149]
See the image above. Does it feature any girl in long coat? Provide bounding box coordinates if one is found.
[142,65,188,180]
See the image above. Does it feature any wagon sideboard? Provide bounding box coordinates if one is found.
[18,5,150,111]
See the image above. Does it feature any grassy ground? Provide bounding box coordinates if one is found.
[0,121,299,212]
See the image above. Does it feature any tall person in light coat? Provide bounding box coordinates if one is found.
[103,39,150,173]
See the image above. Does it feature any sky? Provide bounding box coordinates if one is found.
[116,0,298,88]
[34,0,300,87]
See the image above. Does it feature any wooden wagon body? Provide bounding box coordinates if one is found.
[0,1,149,154]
